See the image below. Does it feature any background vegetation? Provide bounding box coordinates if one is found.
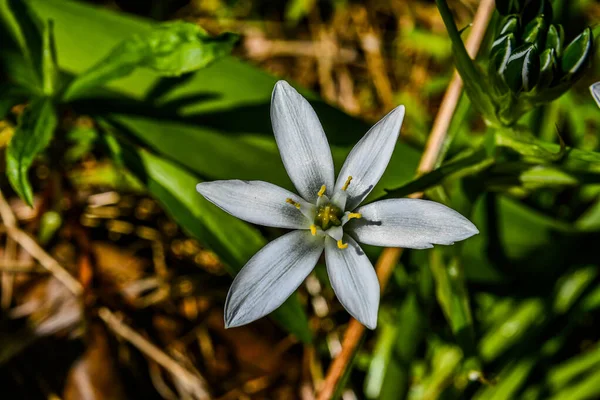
[0,0,599,398]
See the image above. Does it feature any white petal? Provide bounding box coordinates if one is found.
[348,199,479,249]
[326,226,343,241]
[591,82,600,108]
[325,236,379,329]
[333,106,405,211]
[225,230,324,328]
[196,180,313,229]
[271,81,335,201]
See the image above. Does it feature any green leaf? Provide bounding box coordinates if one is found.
[0,0,43,70]
[552,266,597,314]
[114,135,312,343]
[6,97,57,206]
[62,22,238,101]
[0,84,30,119]
[1,51,42,95]
[548,343,600,391]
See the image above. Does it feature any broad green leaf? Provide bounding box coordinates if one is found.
[27,0,422,193]
[0,0,42,71]
[1,51,42,95]
[115,135,312,343]
[6,97,57,206]
[62,22,238,101]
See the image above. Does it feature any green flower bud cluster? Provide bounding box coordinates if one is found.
[490,0,593,125]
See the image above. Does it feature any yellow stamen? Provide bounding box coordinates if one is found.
[286,198,301,209]
[347,212,362,221]
[337,239,348,249]
[310,224,317,236]
[318,185,327,197]
[341,176,353,191]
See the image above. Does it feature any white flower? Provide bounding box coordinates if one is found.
[196,81,478,330]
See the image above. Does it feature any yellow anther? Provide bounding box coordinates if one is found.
[342,176,353,191]
[337,239,348,249]
[286,198,301,209]
[310,225,317,236]
[347,212,362,221]
[318,185,327,197]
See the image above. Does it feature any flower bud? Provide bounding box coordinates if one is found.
[504,43,540,92]
[491,33,517,75]
[535,48,556,90]
[560,27,593,81]
[498,15,520,36]
[545,24,565,57]
[522,16,548,49]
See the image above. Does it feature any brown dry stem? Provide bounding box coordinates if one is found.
[0,190,83,297]
[98,307,211,400]
[316,1,495,399]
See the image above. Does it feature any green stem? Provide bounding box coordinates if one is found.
[435,0,499,124]
[435,0,482,85]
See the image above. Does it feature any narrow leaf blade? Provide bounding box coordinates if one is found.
[6,97,57,206]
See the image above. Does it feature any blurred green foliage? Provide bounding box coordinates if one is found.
[1,0,600,398]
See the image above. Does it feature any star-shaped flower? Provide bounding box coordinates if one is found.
[196,81,478,329]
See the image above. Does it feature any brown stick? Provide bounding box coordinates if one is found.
[0,190,83,297]
[99,307,211,400]
[316,1,495,399]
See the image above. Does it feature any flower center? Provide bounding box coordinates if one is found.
[315,203,343,230]
[284,176,361,250]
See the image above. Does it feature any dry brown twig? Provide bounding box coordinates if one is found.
[316,1,496,398]
[0,189,83,297]
[98,307,211,400]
